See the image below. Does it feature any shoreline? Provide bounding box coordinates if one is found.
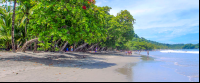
[0,51,141,82]
[132,50,199,82]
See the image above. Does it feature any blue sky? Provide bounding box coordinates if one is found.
[96,0,199,44]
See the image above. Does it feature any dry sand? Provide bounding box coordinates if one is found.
[0,51,141,82]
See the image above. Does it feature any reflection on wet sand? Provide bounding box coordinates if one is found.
[116,55,155,82]
[116,63,137,81]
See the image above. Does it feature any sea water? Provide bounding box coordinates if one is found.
[132,49,199,82]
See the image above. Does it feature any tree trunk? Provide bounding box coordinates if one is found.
[100,47,103,51]
[33,41,38,53]
[11,0,17,53]
[97,46,101,51]
[21,38,38,52]
[59,41,64,51]
[52,38,61,51]
[17,41,22,49]
[74,43,77,50]
[25,18,27,43]
[59,41,68,52]
[74,43,88,51]
[30,43,33,51]
[87,43,98,51]
[16,41,22,52]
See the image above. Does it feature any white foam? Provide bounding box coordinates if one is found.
[160,50,199,54]
[187,75,199,82]
[174,62,188,67]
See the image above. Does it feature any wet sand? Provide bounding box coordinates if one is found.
[0,51,141,82]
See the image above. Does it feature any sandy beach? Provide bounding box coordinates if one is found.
[0,51,141,82]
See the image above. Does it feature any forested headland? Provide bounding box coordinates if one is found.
[0,0,199,53]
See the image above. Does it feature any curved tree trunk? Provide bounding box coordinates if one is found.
[87,43,98,51]
[74,43,88,51]
[16,41,22,52]
[17,41,22,49]
[59,41,68,52]
[101,47,105,51]
[21,38,38,52]
[52,38,61,52]
[97,46,101,51]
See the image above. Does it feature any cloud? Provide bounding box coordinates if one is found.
[96,0,199,44]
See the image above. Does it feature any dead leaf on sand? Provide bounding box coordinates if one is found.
[3,70,5,71]
[59,73,61,74]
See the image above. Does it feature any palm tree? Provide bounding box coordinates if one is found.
[16,0,36,52]
[17,0,34,42]
[11,0,16,52]
[0,6,13,50]
[0,4,24,51]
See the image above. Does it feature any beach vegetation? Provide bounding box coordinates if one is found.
[0,0,198,53]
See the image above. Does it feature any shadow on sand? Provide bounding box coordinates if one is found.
[0,52,129,69]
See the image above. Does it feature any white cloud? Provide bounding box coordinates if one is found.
[96,0,199,44]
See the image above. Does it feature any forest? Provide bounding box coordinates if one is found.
[0,0,199,53]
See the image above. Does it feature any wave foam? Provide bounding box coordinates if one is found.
[160,50,199,54]
[174,62,188,67]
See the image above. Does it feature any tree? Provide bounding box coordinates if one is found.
[0,6,13,50]
[21,0,107,52]
[182,44,195,49]
[11,0,16,52]
[1,0,17,52]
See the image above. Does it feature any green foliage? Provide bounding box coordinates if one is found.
[37,47,43,51]
[1,0,197,52]
[55,47,59,51]
[182,44,196,49]
[29,0,107,45]
[101,9,135,50]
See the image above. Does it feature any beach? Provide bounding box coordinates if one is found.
[0,51,141,82]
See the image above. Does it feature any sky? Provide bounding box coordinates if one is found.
[96,0,199,44]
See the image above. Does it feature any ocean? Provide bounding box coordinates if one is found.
[131,49,199,82]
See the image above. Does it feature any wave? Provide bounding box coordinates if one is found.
[188,75,199,82]
[174,62,189,67]
[160,50,199,54]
